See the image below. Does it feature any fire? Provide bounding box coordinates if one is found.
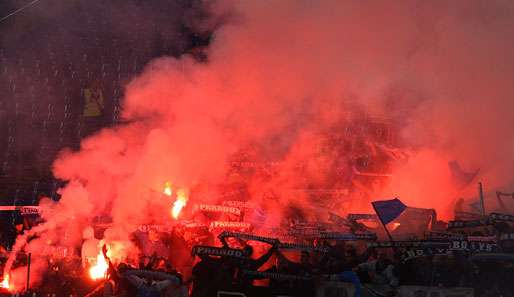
[163,181,173,196]
[89,253,108,280]
[171,189,188,219]
[391,222,401,231]
[1,275,9,290]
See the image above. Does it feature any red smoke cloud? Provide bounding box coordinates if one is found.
[5,0,514,287]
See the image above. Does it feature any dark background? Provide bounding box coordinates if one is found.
[0,0,211,237]
[0,0,210,201]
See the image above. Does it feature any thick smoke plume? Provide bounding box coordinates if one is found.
[5,0,514,288]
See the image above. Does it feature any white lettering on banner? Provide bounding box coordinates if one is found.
[196,204,241,216]
[450,240,495,252]
[210,221,252,230]
[278,242,329,253]
[427,232,465,240]
[321,232,377,241]
[222,201,255,210]
[467,236,497,242]
[192,245,246,259]
[398,286,473,297]
[490,212,514,222]
[20,206,40,215]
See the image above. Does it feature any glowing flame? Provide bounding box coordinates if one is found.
[163,182,173,196]
[1,275,9,290]
[89,253,108,280]
[171,189,188,219]
[391,222,401,231]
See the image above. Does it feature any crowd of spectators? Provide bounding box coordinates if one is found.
[1,215,513,297]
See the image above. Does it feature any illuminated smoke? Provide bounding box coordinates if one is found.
[5,0,514,286]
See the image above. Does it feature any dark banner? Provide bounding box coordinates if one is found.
[347,213,378,221]
[401,247,452,261]
[447,218,491,229]
[320,232,377,241]
[369,241,450,248]
[328,212,349,225]
[278,242,329,253]
[449,240,497,252]
[242,270,311,281]
[219,231,279,245]
[489,213,514,222]
[192,245,247,259]
[500,233,514,241]
[426,231,466,240]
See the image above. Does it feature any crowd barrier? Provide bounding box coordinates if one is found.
[0,284,476,297]
[215,284,474,297]
[397,286,474,297]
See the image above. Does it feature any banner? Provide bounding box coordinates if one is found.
[369,241,450,248]
[398,286,473,297]
[489,212,514,222]
[278,242,329,253]
[466,236,497,242]
[288,228,323,238]
[242,270,311,281]
[194,204,241,216]
[447,218,491,229]
[210,221,252,231]
[222,200,256,210]
[328,212,349,225]
[347,213,378,221]
[219,231,279,245]
[455,211,482,221]
[427,231,466,240]
[500,233,514,241]
[192,245,247,259]
[450,240,497,252]
[401,247,451,261]
[320,232,377,241]
[19,206,40,215]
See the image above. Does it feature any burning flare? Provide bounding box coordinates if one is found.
[171,189,188,219]
[89,252,108,280]
[163,182,173,197]
[1,275,9,290]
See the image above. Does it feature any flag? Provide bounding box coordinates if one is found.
[371,198,407,225]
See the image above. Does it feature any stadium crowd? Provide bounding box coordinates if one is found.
[1,208,514,297]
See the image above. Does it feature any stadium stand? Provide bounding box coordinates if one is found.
[0,0,208,205]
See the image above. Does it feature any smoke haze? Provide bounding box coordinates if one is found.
[5,0,514,288]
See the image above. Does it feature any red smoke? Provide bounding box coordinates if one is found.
[5,0,514,287]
